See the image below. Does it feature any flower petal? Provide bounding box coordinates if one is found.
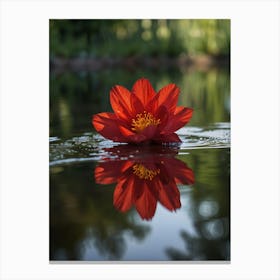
[118,126,151,144]
[131,78,156,107]
[148,83,179,113]
[110,85,144,122]
[154,133,181,143]
[154,105,169,131]
[141,125,158,140]
[163,107,193,133]
[110,85,133,120]
[92,112,127,142]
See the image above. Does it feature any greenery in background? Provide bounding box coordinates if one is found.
[49,19,230,261]
[50,19,230,58]
[50,68,230,138]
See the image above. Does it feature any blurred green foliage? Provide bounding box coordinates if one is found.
[50,19,230,58]
[50,67,230,138]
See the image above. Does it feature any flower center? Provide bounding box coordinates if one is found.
[131,111,161,133]
[132,164,160,180]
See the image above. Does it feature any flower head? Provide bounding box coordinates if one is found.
[95,145,195,220]
[92,78,193,144]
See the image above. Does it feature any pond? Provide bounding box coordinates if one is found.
[49,66,230,261]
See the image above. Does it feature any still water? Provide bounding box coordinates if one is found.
[49,67,230,261]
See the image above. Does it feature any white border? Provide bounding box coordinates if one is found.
[1,0,279,279]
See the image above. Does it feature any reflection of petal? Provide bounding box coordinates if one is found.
[135,183,157,220]
[95,161,123,184]
[104,144,179,158]
[94,145,195,220]
[113,176,135,212]
[163,157,195,185]
[158,180,181,211]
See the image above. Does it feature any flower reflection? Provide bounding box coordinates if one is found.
[95,145,194,220]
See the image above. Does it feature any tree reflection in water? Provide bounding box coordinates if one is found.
[165,217,230,261]
[50,161,151,261]
[95,145,195,220]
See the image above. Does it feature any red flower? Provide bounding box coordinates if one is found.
[95,145,195,220]
[92,78,193,144]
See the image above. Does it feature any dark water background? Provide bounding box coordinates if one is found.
[49,66,230,261]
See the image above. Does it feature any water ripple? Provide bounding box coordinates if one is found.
[50,123,230,166]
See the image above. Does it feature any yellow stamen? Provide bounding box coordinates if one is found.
[131,111,161,133]
[133,164,160,180]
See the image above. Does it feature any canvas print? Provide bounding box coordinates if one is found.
[49,19,230,261]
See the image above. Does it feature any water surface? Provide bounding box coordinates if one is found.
[50,67,230,261]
